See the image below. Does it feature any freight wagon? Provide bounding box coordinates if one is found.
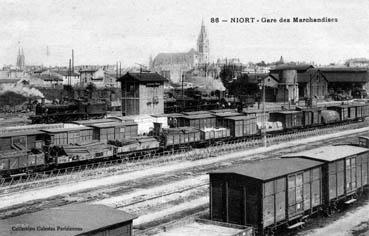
[269,111,303,130]
[209,143,369,235]
[177,114,217,130]
[221,116,258,137]
[209,158,323,235]
[283,145,369,211]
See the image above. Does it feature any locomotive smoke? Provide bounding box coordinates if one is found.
[0,83,44,98]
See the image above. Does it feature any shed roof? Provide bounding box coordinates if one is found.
[0,204,136,236]
[118,72,168,82]
[210,158,322,181]
[283,145,369,162]
[41,126,92,133]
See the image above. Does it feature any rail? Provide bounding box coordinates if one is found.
[0,120,368,195]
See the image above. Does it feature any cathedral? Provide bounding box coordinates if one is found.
[150,20,210,84]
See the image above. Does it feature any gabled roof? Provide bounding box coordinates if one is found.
[283,145,368,162]
[118,72,168,82]
[210,158,322,181]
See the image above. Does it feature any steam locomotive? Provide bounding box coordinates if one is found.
[29,99,107,124]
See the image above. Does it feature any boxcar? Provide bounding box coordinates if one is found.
[269,111,303,130]
[86,122,126,142]
[222,116,258,137]
[283,145,369,209]
[178,114,216,130]
[41,126,94,146]
[212,112,244,127]
[209,158,323,235]
[296,108,322,127]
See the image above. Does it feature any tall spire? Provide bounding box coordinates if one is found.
[197,19,209,64]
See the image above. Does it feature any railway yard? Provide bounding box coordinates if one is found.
[1,113,369,236]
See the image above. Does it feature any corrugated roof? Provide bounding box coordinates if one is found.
[283,145,368,162]
[0,204,136,236]
[210,158,322,181]
[118,72,168,82]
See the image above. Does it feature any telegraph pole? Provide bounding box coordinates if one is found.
[262,77,267,148]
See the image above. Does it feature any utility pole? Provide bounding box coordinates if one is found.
[262,77,267,148]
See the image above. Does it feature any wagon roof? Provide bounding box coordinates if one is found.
[182,114,215,119]
[86,122,124,128]
[210,158,322,181]
[223,115,256,120]
[0,203,136,236]
[41,126,93,133]
[0,130,44,138]
[212,112,243,117]
[271,110,301,114]
[283,145,368,162]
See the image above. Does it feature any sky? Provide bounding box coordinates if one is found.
[1,0,369,67]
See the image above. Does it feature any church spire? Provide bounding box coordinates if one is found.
[197,19,209,64]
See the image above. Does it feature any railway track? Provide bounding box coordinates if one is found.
[0,120,369,195]
[1,124,369,233]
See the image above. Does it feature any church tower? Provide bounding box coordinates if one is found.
[197,20,209,64]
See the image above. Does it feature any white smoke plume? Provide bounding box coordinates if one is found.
[0,83,44,98]
[189,76,226,91]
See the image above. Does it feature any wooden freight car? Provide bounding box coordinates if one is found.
[0,150,45,173]
[209,158,323,235]
[352,103,369,120]
[269,111,303,130]
[295,107,322,127]
[212,112,244,127]
[222,116,258,137]
[41,126,94,146]
[283,145,369,211]
[178,114,216,130]
[161,127,201,147]
[0,130,44,152]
